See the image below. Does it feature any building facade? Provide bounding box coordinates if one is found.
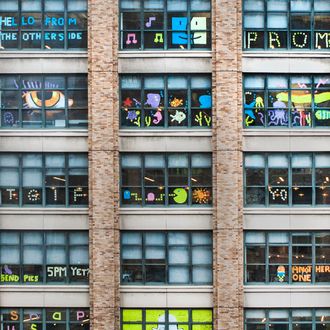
[0,0,329,329]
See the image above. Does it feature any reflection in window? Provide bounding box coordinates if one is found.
[120,75,212,128]
[0,0,87,50]
[121,153,212,206]
[120,0,211,50]
[0,308,90,329]
[244,153,330,206]
[0,153,88,207]
[245,309,330,330]
[0,75,87,128]
[121,308,213,330]
[0,231,89,284]
[245,232,330,284]
[243,0,330,50]
[244,75,330,128]
[121,231,212,285]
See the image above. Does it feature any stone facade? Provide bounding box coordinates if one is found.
[88,0,120,329]
[212,0,244,329]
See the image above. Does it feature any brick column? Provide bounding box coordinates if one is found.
[212,0,244,329]
[88,1,120,329]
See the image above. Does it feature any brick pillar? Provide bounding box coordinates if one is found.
[88,1,120,329]
[212,0,243,329]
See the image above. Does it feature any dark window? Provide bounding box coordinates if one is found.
[120,75,212,128]
[245,232,330,284]
[0,0,87,50]
[0,231,89,285]
[243,0,330,50]
[120,0,211,50]
[121,231,212,285]
[121,153,212,207]
[0,75,87,129]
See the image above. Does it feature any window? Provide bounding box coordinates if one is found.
[0,0,87,50]
[120,75,212,128]
[245,232,330,284]
[121,231,212,285]
[0,308,90,329]
[0,231,89,284]
[244,75,330,128]
[121,153,212,206]
[120,0,211,50]
[0,153,88,207]
[243,0,330,50]
[244,153,330,206]
[245,309,330,330]
[121,309,213,330]
[0,75,87,128]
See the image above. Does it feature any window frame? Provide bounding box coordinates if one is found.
[119,0,212,51]
[120,74,212,129]
[244,231,330,285]
[243,153,330,207]
[120,153,212,207]
[121,308,213,329]
[243,0,330,51]
[0,153,88,207]
[244,308,330,330]
[0,0,87,50]
[121,231,213,285]
[0,230,89,285]
[243,75,330,129]
[0,74,88,129]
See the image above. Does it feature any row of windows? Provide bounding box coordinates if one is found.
[0,75,87,128]
[244,75,330,128]
[2,73,330,130]
[0,0,87,50]
[244,153,330,207]
[121,308,213,330]
[0,153,88,207]
[243,0,330,50]
[245,232,330,284]
[245,309,330,330]
[121,231,212,285]
[1,307,90,329]
[120,75,212,128]
[0,231,89,284]
[2,0,330,51]
[121,153,212,206]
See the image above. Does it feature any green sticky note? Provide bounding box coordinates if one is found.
[122,309,142,322]
[192,309,212,322]
[146,310,165,323]
[169,310,189,322]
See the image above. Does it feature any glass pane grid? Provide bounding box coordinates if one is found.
[120,75,212,129]
[245,231,330,284]
[243,0,330,50]
[121,231,212,285]
[0,74,87,129]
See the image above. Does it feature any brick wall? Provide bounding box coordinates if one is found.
[212,0,244,329]
[88,1,120,329]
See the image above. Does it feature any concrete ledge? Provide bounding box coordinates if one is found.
[121,212,212,230]
[118,51,212,73]
[120,286,213,308]
[0,134,87,152]
[244,285,330,308]
[0,55,87,74]
[243,130,330,152]
[244,208,330,230]
[242,54,330,73]
[0,285,89,307]
[119,133,212,152]
[0,208,88,230]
